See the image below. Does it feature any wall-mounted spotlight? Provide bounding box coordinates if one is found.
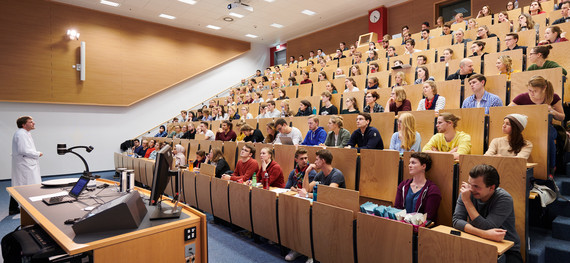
[67,29,80,40]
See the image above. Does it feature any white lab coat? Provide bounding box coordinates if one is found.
[11,128,41,186]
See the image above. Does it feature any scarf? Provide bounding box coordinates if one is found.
[425,94,439,110]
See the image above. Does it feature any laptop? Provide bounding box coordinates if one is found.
[279,136,295,145]
[43,175,90,205]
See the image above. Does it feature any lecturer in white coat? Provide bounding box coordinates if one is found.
[10,116,43,215]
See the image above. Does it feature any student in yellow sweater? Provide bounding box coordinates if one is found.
[422,113,472,160]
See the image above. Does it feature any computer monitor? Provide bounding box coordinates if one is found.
[148,144,181,220]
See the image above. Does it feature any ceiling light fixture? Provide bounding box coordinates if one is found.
[100,0,120,7]
[178,0,197,4]
[67,29,80,40]
[159,14,176,20]
[245,34,258,38]
[229,12,244,18]
[270,23,284,28]
[301,9,316,16]
[206,25,221,30]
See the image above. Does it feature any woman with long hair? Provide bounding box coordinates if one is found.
[539,25,569,45]
[341,96,360,114]
[254,147,285,188]
[265,122,277,143]
[295,100,313,116]
[485,114,533,159]
[516,14,536,32]
[206,148,231,178]
[529,1,545,15]
[325,81,338,94]
[414,66,435,84]
[390,113,421,153]
[323,115,351,147]
[510,76,565,172]
[386,87,412,115]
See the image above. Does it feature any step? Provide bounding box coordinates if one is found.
[552,216,570,241]
[551,196,570,218]
[545,238,570,263]
[561,181,570,196]
[528,245,545,263]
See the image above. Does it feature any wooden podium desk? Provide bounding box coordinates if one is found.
[7,180,207,263]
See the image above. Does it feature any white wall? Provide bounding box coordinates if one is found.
[0,43,269,181]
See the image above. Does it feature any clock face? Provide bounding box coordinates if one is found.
[370,10,380,23]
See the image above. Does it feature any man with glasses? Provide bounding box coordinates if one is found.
[274,118,303,145]
[502,33,527,55]
[222,145,258,182]
[346,113,384,150]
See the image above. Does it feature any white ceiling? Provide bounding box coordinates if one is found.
[51,0,406,46]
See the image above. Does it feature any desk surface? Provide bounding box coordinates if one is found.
[8,181,203,256]
[432,225,514,255]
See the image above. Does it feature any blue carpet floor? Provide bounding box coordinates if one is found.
[0,171,306,263]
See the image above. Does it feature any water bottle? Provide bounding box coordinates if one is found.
[313,183,319,201]
[514,0,519,8]
[263,172,269,189]
[251,172,257,187]
[312,107,317,115]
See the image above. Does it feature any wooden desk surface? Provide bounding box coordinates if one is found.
[7,180,205,258]
[431,225,514,255]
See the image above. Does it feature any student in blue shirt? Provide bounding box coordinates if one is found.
[154,125,167,137]
[462,74,503,114]
[301,116,327,146]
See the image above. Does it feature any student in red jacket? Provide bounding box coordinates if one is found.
[254,147,285,188]
[222,144,257,182]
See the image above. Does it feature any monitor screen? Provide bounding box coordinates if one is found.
[149,144,175,205]
[69,176,90,198]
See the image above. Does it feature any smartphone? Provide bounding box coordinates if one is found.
[450,230,461,236]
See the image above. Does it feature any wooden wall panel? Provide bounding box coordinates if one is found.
[287,16,369,60]
[0,0,250,106]
[0,0,52,100]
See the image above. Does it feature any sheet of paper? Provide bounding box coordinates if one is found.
[29,191,68,202]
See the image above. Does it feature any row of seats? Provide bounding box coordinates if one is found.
[114,140,530,261]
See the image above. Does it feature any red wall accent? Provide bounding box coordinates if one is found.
[269,43,287,66]
[368,6,388,40]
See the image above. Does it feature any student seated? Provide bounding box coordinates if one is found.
[323,115,351,148]
[423,112,471,160]
[301,116,327,146]
[414,66,435,84]
[475,25,497,40]
[320,91,339,115]
[343,78,359,93]
[341,96,360,114]
[485,114,533,159]
[222,145,258,182]
[390,113,421,153]
[205,148,231,178]
[454,29,472,45]
[446,58,476,82]
[277,88,289,100]
[552,1,570,25]
[417,81,446,111]
[215,120,237,141]
[181,123,196,140]
[516,13,537,33]
[295,100,313,116]
[527,45,567,76]
[325,81,338,94]
[453,165,522,263]
[529,1,546,15]
[510,76,565,171]
[502,33,527,55]
[241,124,265,143]
[404,39,421,54]
[395,152,441,222]
[496,55,519,81]
[363,91,385,113]
[252,147,285,188]
[391,71,407,88]
[469,41,488,58]
[144,140,156,158]
[462,74,503,114]
[346,113,384,150]
[192,150,207,169]
[173,144,187,167]
[386,87,412,115]
[167,125,183,138]
[350,65,362,77]
[154,125,167,137]
[264,122,277,144]
[285,148,317,190]
[300,149,346,198]
[367,76,379,89]
[274,118,303,145]
[280,99,294,117]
